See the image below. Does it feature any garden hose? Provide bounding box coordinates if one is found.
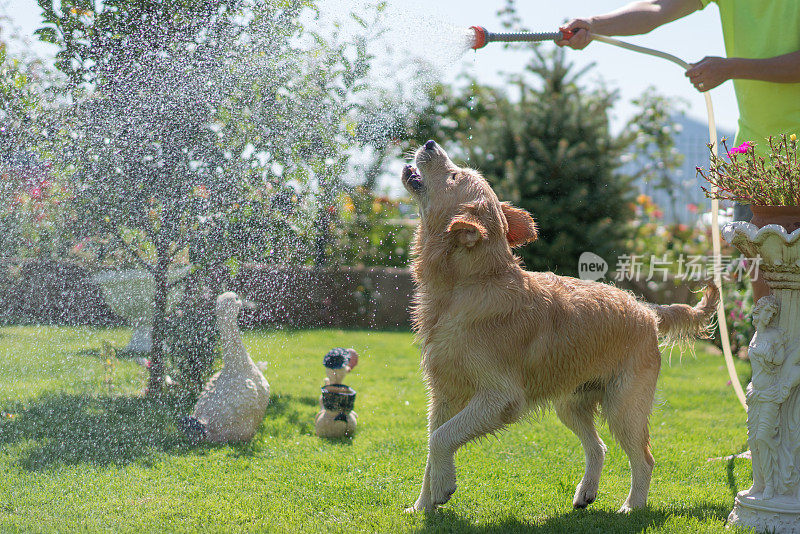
[470,27,748,411]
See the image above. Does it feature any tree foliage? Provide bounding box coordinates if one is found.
[35,0,383,394]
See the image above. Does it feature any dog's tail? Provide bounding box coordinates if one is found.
[650,281,719,341]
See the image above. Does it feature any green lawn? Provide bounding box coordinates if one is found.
[0,326,755,533]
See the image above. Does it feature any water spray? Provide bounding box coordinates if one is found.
[468,26,746,411]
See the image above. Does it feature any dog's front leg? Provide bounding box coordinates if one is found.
[424,390,524,510]
[409,396,457,512]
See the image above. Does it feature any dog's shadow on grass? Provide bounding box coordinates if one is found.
[417,503,730,533]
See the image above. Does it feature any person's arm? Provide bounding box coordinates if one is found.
[556,0,703,49]
[686,51,800,92]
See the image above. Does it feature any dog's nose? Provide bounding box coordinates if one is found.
[424,140,436,150]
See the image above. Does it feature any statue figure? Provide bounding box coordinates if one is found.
[746,295,800,501]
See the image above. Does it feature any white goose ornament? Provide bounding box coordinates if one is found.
[182,292,270,443]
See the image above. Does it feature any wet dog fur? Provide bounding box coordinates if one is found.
[401,140,718,513]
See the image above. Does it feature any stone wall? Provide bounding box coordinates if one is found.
[233,264,415,329]
[0,259,123,326]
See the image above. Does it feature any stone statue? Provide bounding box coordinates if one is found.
[746,295,800,502]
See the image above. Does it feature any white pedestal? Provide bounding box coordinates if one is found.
[91,267,188,353]
[723,223,800,533]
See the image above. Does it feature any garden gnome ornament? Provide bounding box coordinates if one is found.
[180,292,270,443]
[323,347,358,385]
[315,348,359,438]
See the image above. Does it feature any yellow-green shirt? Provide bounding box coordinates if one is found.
[700,0,800,153]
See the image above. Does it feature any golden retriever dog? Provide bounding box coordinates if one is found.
[401,140,718,513]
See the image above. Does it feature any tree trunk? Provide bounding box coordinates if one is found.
[147,237,170,396]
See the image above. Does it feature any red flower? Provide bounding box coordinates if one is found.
[727,142,752,157]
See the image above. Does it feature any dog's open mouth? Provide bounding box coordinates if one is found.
[402,164,424,193]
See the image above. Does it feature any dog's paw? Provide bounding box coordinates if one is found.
[617,500,645,514]
[572,480,599,509]
[405,496,436,514]
[429,461,457,506]
[402,164,418,180]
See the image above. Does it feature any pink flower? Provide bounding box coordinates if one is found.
[687,203,698,213]
[728,142,752,157]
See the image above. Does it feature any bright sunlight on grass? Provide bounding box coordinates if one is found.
[0,326,754,533]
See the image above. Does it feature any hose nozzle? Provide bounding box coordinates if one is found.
[470,26,488,50]
[469,26,575,50]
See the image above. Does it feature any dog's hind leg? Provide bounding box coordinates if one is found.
[602,350,660,513]
[554,388,606,509]
[420,390,525,510]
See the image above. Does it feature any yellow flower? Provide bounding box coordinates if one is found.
[636,194,652,206]
[69,7,93,16]
[791,134,797,142]
[343,195,355,214]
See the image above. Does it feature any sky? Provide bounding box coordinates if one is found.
[2,0,738,134]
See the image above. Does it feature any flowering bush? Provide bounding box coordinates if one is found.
[0,171,74,259]
[329,188,415,268]
[624,194,722,273]
[698,134,800,205]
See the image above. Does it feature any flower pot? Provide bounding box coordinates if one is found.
[90,267,189,352]
[316,384,358,438]
[320,384,356,413]
[747,207,800,301]
[750,205,800,233]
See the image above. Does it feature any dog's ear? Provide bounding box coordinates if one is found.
[501,203,537,247]
[447,212,488,248]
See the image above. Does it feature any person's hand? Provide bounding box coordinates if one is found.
[685,56,732,92]
[556,18,592,49]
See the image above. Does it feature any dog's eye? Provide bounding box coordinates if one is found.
[449,172,458,182]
